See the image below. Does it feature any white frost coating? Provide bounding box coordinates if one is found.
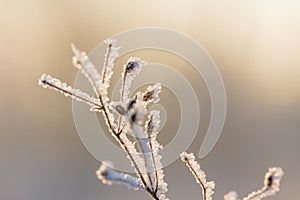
[131,103,154,184]
[242,167,284,200]
[71,44,101,95]
[99,38,120,103]
[180,152,215,200]
[120,57,147,102]
[117,131,151,188]
[96,161,143,190]
[224,191,238,200]
[147,110,161,137]
[130,101,155,188]
[145,110,168,197]
[224,167,284,200]
[38,74,102,109]
[142,83,162,104]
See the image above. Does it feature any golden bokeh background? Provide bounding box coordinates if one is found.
[0,0,299,199]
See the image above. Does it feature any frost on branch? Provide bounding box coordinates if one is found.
[223,167,284,200]
[71,44,101,97]
[120,57,147,102]
[39,38,284,200]
[128,100,157,188]
[140,83,162,105]
[96,161,143,191]
[242,167,284,200]
[180,152,215,200]
[109,91,168,199]
[38,74,102,110]
[99,39,120,104]
[145,110,168,199]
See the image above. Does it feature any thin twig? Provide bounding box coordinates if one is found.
[102,44,112,83]
[186,159,207,200]
[98,94,159,199]
[147,115,159,192]
[74,60,101,100]
[41,80,103,109]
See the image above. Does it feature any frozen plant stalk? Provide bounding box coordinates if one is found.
[39,38,284,200]
[223,167,284,200]
[181,152,215,200]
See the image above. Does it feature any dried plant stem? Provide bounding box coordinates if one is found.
[71,44,102,100]
[98,96,159,199]
[75,62,101,100]
[137,137,155,192]
[147,115,159,192]
[186,158,208,200]
[116,134,159,200]
[116,73,127,133]
[98,96,115,133]
[246,189,268,200]
[121,73,127,100]
[181,152,214,200]
[101,44,112,84]
[149,137,159,192]
[40,78,102,109]
[241,167,284,200]
[131,122,157,195]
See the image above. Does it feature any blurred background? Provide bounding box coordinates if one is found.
[0,0,299,199]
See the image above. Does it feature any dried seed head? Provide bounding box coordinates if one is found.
[242,167,284,200]
[115,105,127,115]
[263,167,284,191]
[141,83,161,104]
[143,90,154,102]
[120,57,147,101]
[125,61,139,74]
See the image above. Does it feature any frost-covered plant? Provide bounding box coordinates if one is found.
[39,39,284,200]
